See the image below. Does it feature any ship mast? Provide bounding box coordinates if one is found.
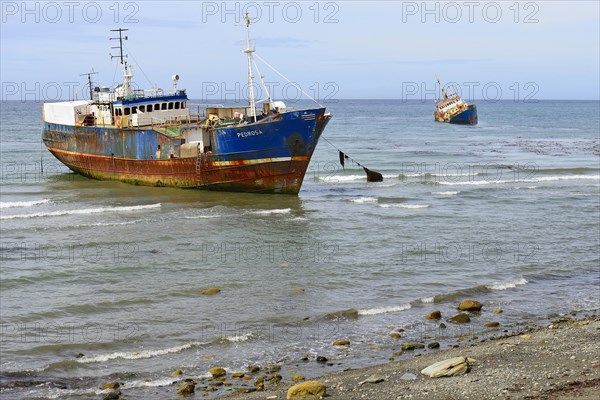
[80,70,98,101]
[243,13,257,121]
[436,74,448,100]
[110,28,133,97]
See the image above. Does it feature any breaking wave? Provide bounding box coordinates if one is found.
[122,377,181,389]
[378,204,430,209]
[184,215,222,219]
[350,197,378,204]
[432,191,460,196]
[438,175,599,186]
[319,174,397,183]
[0,204,161,220]
[486,278,529,291]
[249,208,291,215]
[0,199,51,209]
[75,341,207,364]
[357,303,412,316]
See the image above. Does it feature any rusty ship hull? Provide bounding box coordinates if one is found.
[42,107,330,195]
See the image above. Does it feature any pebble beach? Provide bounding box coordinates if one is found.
[93,307,599,399]
[220,312,600,400]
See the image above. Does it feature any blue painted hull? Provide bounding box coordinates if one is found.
[449,105,478,125]
[42,107,330,194]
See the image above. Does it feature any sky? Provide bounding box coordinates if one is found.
[1,1,599,102]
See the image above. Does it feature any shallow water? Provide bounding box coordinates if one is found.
[1,100,599,399]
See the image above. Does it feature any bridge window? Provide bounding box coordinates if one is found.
[182,102,186,108]
[146,104,152,112]
[175,102,180,109]
[132,106,137,114]
[124,107,130,116]
[168,102,174,110]
[161,103,167,110]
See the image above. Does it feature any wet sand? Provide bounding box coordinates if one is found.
[223,314,600,400]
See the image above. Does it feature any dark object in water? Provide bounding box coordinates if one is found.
[364,167,383,182]
[327,138,382,182]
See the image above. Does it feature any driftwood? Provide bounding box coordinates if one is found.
[421,356,477,378]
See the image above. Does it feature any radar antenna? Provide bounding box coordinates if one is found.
[110,28,128,65]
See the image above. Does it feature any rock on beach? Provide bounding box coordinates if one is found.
[457,300,482,312]
[287,380,326,399]
[448,313,471,323]
[210,367,226,378]
[426,310,442,320]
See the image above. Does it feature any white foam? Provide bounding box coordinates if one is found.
[432,191,460,196]
[378,204,430,209]
[227,332,253,343]
[319,174,397,183]
[184,215,222,219]
[250,208,291,215]
[0,204,161,220]
[350,197,378,204]
[486,278,528,291]
[39,388,99,399]
[122,377,179,389]
[439,175,600,186]
[420,296,435,303]
[0,199,51,209]
[357,303,411,316]
[402,173,482,178]
[319,174,366,182]
[433,172,482,177]
[76,341,205,363]
[87,221,140,227]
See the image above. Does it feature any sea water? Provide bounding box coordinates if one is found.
[1,100,598,399]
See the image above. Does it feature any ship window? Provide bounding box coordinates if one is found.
[124,107,130,116]
[146,104,152,112]
[182,102,186,108]
[161,103,167,110]
[168,102,174,110]
[155,104,160,111]
[175,102,180,109]
[139,105,145,112]
[132,107,137,114]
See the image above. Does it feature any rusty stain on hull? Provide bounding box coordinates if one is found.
[46,147,312,194]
